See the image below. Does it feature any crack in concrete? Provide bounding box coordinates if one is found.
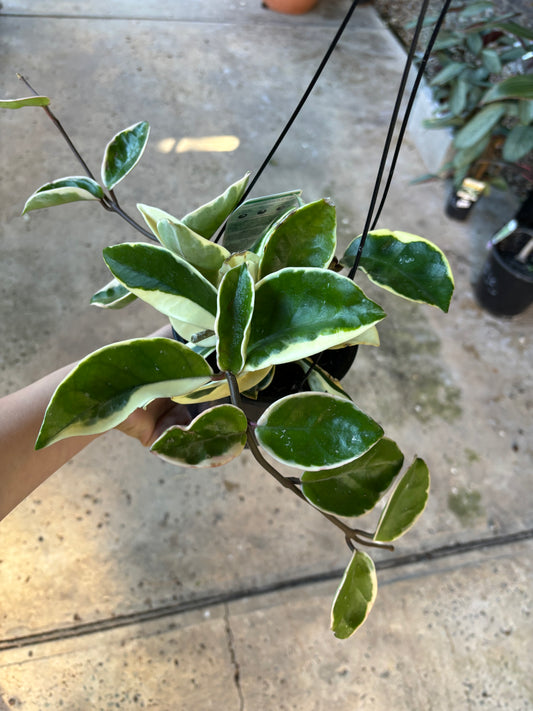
[0,528,531,651]
[223,603,244,711]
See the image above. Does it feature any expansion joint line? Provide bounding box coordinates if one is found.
[224,604,244,711]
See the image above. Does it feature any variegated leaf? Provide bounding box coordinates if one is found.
[216,263,255,373]
[101,121,150,190]
[36,338,213,448]
[151,404,248,467]
[245,268,386,371]
[90,278,137,309]
[181,173,250,239]
[255,392,383,470]
[331,552,377,638]
[22,177,104,214]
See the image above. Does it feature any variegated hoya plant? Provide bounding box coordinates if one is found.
[2,92,454,637]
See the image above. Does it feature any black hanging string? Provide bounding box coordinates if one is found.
[214,0,363,242]
[368,0,454,233]
[346,0,433,280]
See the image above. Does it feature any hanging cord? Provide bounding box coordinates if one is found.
[214,0,363,243]
[369,0,454,232]
[348,0,452,279]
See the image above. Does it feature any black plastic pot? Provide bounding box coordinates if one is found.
[475,230,533,317]
[445,190,477,221]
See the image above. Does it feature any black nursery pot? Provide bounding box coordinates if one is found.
[475,232,533,317]
[240,345,358,420]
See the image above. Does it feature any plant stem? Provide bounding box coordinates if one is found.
[17,74,157,242]
[224,372,394,552]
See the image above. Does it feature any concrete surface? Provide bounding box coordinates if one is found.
[0,0,532,709]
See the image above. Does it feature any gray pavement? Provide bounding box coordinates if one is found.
[1,1,532,709]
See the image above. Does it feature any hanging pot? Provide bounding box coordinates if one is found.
[262,0,319,15]
[475,228,533,317]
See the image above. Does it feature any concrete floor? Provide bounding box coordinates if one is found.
[1,1,532,709]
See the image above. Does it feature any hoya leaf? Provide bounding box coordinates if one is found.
[137,203,181,240]
[216,263,255,373]
[22,177,104,214]
[259,198,336,278]
[101,121,150,190]
[36,338,213,448]
[454,103,507,149]
[157,218,229,284]
[297,359,352,399]
[223,190,303,253]
[341,230,454,312]
[103,243,217,330]
[245,268,386,371]
[151,404,248,467]
[374,458,430,542]
[181,173,250,239]
[255,392,383,470]
[172,367,272,404]
[0,95,50,109]
[502,125,533,162]
[301,438,404,516]
[90,278,138,309]
[331,551,377,639]
[482,76,533,103]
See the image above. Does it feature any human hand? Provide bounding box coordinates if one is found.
[116,398,192,448]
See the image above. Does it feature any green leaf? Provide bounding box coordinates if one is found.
[223,191,303,253]
[157,218,230,284]
[90,278,138,309]
[450,78,469,117]
[459,1,493,17]
[35,338,213,448]
[518,99,533,125]
[101,121,150,190]
[331,551,377,639]
[255,392,383,470]
[301,438,404,516]
[452,134,491,169]
[482,76,533,103]
[430,62,466,87]
[341,230,454,312]
[22,176,104,214]
[258,199,336,278]
[502,125,533,162]
[466,32,483,55]
[0,95,50,109]
[216,264,255,373]
[423,115,464,129]
[103,243,217,331]
[500,46,531,63]
[181,173,250,239]
[151,404,248,467]
[481,49,502,74]
[374,458,430,542]
[245,268,386,371]
[494,22,533,41]
[454,102,507,148]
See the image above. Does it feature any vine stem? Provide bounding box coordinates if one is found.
[17,73,157,242]
[225,372,394,553]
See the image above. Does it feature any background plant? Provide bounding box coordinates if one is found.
[1,84,454,638]
[416,0,533,189]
